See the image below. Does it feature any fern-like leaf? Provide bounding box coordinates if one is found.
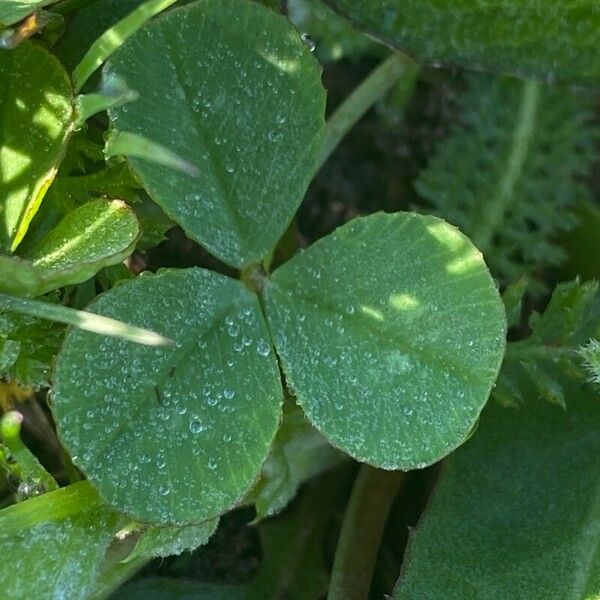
[578,338,600,387]
[417,74,595,293]
[496,280,600,407]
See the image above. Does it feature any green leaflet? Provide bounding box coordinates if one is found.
[107,0,326,268]
[0,1,57,27]
[395,383,600,599]
[0,41,73,252]
[497,280,600,407]
[23,161,140,253]
[264,212,506,470]
[26,199,138,269]
[325,0,600,84]
[416,74,595,293]
[0,481,124,600]
[52,268,283,525]
[0,200,139,297]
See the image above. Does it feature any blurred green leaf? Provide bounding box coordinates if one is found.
[395,382,600,599]
[0,481,124,600]
[416,74,595,294]
[326,0,600,83]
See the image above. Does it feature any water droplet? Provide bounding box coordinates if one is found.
[301,33,316,52]
[256,340,271,357]
[189,419,205,434]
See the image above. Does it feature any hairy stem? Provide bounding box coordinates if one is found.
[328,465,405,600]
[317,52,419,173]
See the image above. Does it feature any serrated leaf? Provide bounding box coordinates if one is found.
[0,481,123,600]
[498,280,600,407]
[579,339,600,387]
[416,74,595,293]
[128,518,219,561]
[0,41,73,251]
[53,268,283,525]
[395,384,600,599]
[107,0,325,268]
[264,212,506,470]
[325,0,600,83]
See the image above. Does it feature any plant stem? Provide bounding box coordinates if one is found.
[0,293,173,346]
[328,465,405,600]
[317,52,419,173]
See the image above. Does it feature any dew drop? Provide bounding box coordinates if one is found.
[256,340,271,357]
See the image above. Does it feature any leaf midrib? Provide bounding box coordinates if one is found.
[159,17,249,251]
[267,280,495,388]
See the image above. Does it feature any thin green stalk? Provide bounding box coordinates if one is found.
[317,52,419,172]
[0,293,172,346]
[0,411,58,493]
[328,465,405,600]
[72,0,179,91]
